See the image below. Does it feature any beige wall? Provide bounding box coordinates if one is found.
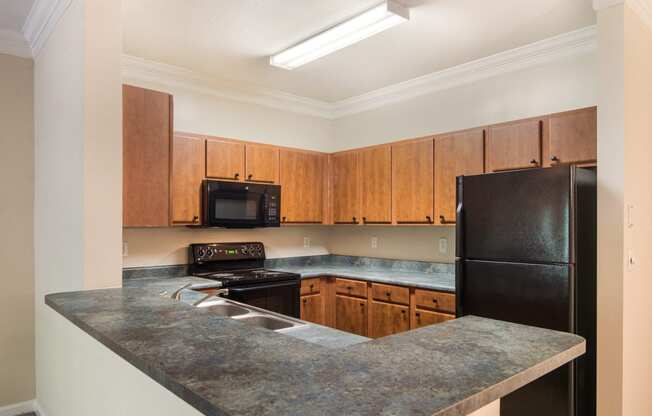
[0,53,35,406]
[34,0,123,413]
[123,51,596,267]
[596,3,652,416]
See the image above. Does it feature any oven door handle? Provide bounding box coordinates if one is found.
[227,280,299,292]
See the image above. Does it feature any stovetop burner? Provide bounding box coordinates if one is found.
[196,268,299,287]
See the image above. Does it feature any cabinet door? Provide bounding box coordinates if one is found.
[171,135,205,225]
[245,144,279,183]
[335,295,367,336]
[360,146,392,224]
[486,119,542,172]
[545,107,597,167]
[331,151,360,224]
[434,129,484,225]
[122,85,172,227]
[413,309,454,329]
[392,139,434,224]
[279,150,325,223]
[301,294,324,325]
[206,139,245,180]
[369,301,409,338]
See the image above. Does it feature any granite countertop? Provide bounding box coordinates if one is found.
[46,286,585,416]
[123,276,369,349]
[265,255,456,292]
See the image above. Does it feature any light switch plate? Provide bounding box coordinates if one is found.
[371,237,378,249]
[303,237,311,248]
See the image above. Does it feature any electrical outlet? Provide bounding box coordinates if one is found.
[303,237,311,248]
[438,238,448,254]
[122,241,128,257]
[371,237,378,249]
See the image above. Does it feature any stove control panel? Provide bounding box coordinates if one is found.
[190,242,265,263]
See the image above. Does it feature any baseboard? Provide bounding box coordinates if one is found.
[0,399,39,416]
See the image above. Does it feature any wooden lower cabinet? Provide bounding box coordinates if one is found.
[308,277,455,338]
[413,309,455,329]
[301,294,324,326]
[335,295,368,337]
[369,301,409,338]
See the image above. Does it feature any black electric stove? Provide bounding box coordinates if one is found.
[189,242,300,317]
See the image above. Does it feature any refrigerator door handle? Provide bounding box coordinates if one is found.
[456,175,465,258]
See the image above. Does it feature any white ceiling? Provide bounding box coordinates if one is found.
[0,0,34,32]
[123,0,596,103]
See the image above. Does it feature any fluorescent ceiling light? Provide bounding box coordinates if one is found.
[270,1,410,70]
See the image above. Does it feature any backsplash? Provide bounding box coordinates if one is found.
[265,255,454,275]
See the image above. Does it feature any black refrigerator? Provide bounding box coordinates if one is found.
[455,166,596,416]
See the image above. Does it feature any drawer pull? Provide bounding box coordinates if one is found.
[386,292,391,297]
[360,303,365,307]
[302,298,307,303]
[347,286,352,290]
[416,312,421,317]
[432,299,438,303]
[401,310,406,314]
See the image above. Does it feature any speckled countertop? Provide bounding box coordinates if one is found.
[265,255,456,292]
[123,276,369,349]
[46,285,585,416]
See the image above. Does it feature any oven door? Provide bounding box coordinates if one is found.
[204,181,266,228]
[226,280,300,318]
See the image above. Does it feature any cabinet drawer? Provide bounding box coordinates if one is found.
[335,278,367,298]
[414,289,456,313]
[371,283,409,305]
[300,278,321,295]
[413,309,454,329]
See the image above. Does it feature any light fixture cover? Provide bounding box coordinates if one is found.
[270,1,410,70]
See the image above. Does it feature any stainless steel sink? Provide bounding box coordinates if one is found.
[190,295,306,333]
[202,303,250,317]
[233,314,298,331]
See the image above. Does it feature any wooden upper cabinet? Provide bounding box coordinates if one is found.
[359,146,392,224]
[171,134,205,225]
[545,107,597,167]
[392,139,434,224]
[122,85,172,227]
[279,149,325,223]
[206,139,245,181]
[434,129,485,225]
[486,119,542,172]
[331,151,360,224]
[245,144,279,183]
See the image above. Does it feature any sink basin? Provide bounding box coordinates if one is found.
[202,303,250,317]
[234,315,298,331]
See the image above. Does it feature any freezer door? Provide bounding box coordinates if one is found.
[456,259,573,331]
[457,167,573,263]
[456,259,576,416]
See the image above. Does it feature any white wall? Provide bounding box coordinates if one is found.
[34,0,123,414]
[332,52,597,151]
[123,50,597,268]
[0,53,34,407]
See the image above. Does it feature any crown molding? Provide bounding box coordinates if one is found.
[22,0,73,59]
[332,25,597,117]
[123,25,597,120]
[0,29,32,58]
[122,54,335,119]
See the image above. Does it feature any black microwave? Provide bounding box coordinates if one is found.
[202,180,280,228]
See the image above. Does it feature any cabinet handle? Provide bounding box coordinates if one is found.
[192,215,199,223]
[352,216,358,224]
[302,298,307,303]
[282,217,286,223]
[551,156,560,163]
[360,303,365,307]
[309,284,314,290]
[426,216,434,224]
[234,173,240,179]
[416,312,421,317]
[362,217,367,223]
[347,286,352,290]
[247,174,253,180]
[401,310,406,314]
[432,299,438,304]
[386,292,391,297]
[439,215,456,225]
[530,159,539,166]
